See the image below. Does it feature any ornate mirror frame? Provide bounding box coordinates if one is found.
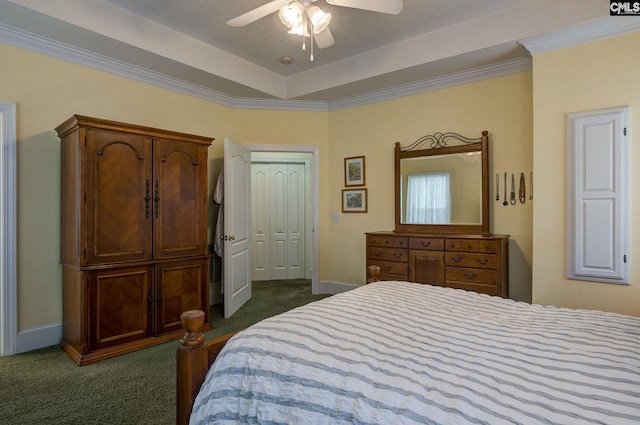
[395,131,489,235]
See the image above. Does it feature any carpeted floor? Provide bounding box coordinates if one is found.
[0,279,329,425]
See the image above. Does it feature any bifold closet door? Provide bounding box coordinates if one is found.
[251,163,306,280]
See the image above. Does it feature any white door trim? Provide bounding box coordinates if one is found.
[0,101,17,356]
[244,144,320,294]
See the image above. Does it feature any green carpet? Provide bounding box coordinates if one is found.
[0,279,329,425]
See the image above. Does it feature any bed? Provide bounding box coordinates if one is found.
[177,281,640,424]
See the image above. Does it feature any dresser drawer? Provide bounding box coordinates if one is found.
[409,237,444,251]
[445,253,497,269]
[445,267,497,284]
[478,240,498,254]
[446,239,480,251]
[367,260,408,280]
[447,281,498,296]
[468,254,497,269]
[367,246,408,262]
[445,252,469,267]
[367,235,408,248]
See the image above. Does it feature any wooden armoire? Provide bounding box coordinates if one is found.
[56,115,213,365]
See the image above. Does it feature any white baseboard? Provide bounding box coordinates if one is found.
[317,280,360,295]
[16,322,62,354]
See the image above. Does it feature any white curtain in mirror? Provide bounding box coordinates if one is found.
[406,172,451,224]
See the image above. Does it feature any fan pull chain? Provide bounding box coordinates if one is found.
[310,29,314,61]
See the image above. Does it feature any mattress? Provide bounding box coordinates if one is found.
[190,281,640,424]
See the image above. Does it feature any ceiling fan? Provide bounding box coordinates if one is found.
[226,0,404,61]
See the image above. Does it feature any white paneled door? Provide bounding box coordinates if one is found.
[251,162,306,281]
[567,106,630,284]
[223,138,252,318]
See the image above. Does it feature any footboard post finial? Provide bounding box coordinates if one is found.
[180,310,206,347]
[177,310,208,425]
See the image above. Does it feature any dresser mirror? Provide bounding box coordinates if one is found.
[395,131,489,234]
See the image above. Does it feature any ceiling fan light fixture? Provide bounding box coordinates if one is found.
[279,2,304,28]
[306,5,331,33]
[288,22,310,36]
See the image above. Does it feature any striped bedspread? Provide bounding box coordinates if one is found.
[190,281,640,424]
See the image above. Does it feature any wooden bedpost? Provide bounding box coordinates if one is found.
[176,310,208,425]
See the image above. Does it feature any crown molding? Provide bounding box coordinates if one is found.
[0,22,528,112]
[0,23,240,107]
[327,57,532,112]
[520,17,640,56]
[233,97,329,112]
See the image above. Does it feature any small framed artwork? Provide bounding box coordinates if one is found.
[342,188,368,213]
[344,155,366,186]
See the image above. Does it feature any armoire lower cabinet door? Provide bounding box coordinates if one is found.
[155,259,209,335]
[88,265,154,351]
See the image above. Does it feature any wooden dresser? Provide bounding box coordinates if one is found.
[366,231,509,298]
[56,115,213,365]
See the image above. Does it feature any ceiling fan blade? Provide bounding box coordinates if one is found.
[325,0,403,14]
[226,0,288,27]
[315,27,335,49]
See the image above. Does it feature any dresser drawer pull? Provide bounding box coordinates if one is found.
[421,241,431,247]
[466,244,474,249]
[392,253,403,259]
[451,255,463,263]
[464,272,477,279]
[384,240,391,245]
[383,265,392,272]
[373,251,383,257]
[476,258,489,265]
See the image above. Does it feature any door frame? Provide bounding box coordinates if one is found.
[244,144,320,294]
[0,101,17,356]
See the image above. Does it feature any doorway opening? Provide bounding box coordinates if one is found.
[246,145,320,294]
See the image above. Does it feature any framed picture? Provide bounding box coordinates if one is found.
[342,188,368,213]
[344,155,366,186]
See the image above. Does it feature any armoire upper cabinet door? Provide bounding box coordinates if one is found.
[85,129,153,265]
[152,139,207,259]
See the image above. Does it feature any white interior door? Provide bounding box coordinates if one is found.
[567,106,629,284]
[284,163,305,279]
[251,161,307,281]
[223,138,252,318]
[251,164,270,281]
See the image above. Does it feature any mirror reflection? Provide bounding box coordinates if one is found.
[399,151,483,225]
[394,131,489,235]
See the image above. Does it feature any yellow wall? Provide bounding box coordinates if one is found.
[532,31,640,315]
[327,72,534,302]
[0,42,331,331]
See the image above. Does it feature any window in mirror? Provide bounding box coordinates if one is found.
[406,172,451,224]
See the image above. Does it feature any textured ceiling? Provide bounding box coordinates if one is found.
[0,0,615,104]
